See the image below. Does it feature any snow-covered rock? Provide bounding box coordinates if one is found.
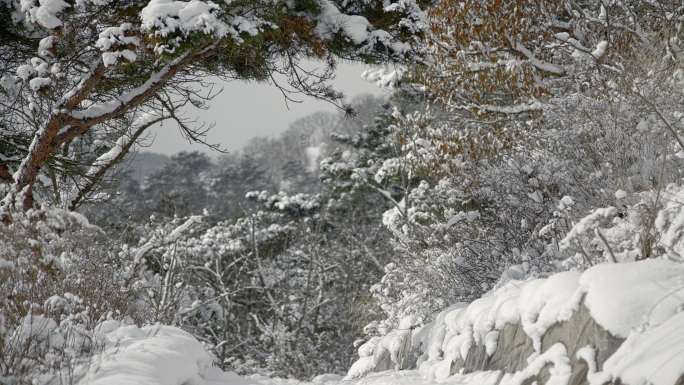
[348,259,684,385]
[594,311,684,385]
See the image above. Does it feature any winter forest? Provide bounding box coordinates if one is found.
[2,1,684,384]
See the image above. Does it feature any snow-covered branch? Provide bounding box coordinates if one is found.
[68,113,169,210]
[509,39,566,76]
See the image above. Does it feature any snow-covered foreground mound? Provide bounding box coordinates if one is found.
[74,259,684,385]
[76,323,235,385]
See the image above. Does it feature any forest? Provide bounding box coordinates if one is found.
[1,1,684,385]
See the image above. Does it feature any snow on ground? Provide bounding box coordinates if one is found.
[577,259,684,338]
[75,322,336,385]
[77,323,227,385]
[73,259,684,385]
[347,369,501,385]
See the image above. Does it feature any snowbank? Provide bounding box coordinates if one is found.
[77,322,254,385]
[591,311,684,385]
[348,259,684,385]
[578,259,684,338]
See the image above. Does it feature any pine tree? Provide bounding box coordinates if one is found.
[0,0,430,216]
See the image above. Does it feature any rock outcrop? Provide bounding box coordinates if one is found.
[346,259,684,385]
[448,303,624,385]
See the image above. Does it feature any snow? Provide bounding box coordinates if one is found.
[307,2,415,56]
[140,0,258,51]
[22,0,70,29]
[518,271,580,351]
[96,25,132,51]
[50,63,61,77]
[177,0,226,34]
[374,158,404,184]
[29,77,51,91]
[16,64,34,80]
[77,323,239,385]
[484,331,498,356]
[559,207,617,250]
[86,136,127,176]
[96,23,140,66]
[510,39,565,75]
[314,1,371,45]
[591,41,608,59]
[305,145,323,172]
[479,101,544,114]
[312,374,343,384]
[38,36,57,57]
[575,259,684,338]
[654,184,684,259]
[598,5,607,22]
[133,214,203,264]
[345,327,412,380]
[31,57,49,74]
[85,113,159,178]
[362,65,406,88]
[14,314,58,343]
[592,311,684,385]
[102,50,137,66]
[346,370,502,385]
[559,195,574,208]
[81,325,505,385]
[576,346,597,376]
[614,189,627,199]
[412,273,578,374]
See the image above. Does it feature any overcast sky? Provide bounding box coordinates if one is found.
[146,62,384,155]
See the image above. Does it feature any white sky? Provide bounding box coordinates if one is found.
[146,62,384,155]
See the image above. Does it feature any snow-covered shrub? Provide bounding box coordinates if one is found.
[654,184,684,260]
[0,208,135,383]
[358,0,684,337]
[561,183,684,266]
[125,191,376,379]
[339,92,571,330]
[126,214,207,324]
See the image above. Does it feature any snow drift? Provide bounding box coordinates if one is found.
[76,323,232,385]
